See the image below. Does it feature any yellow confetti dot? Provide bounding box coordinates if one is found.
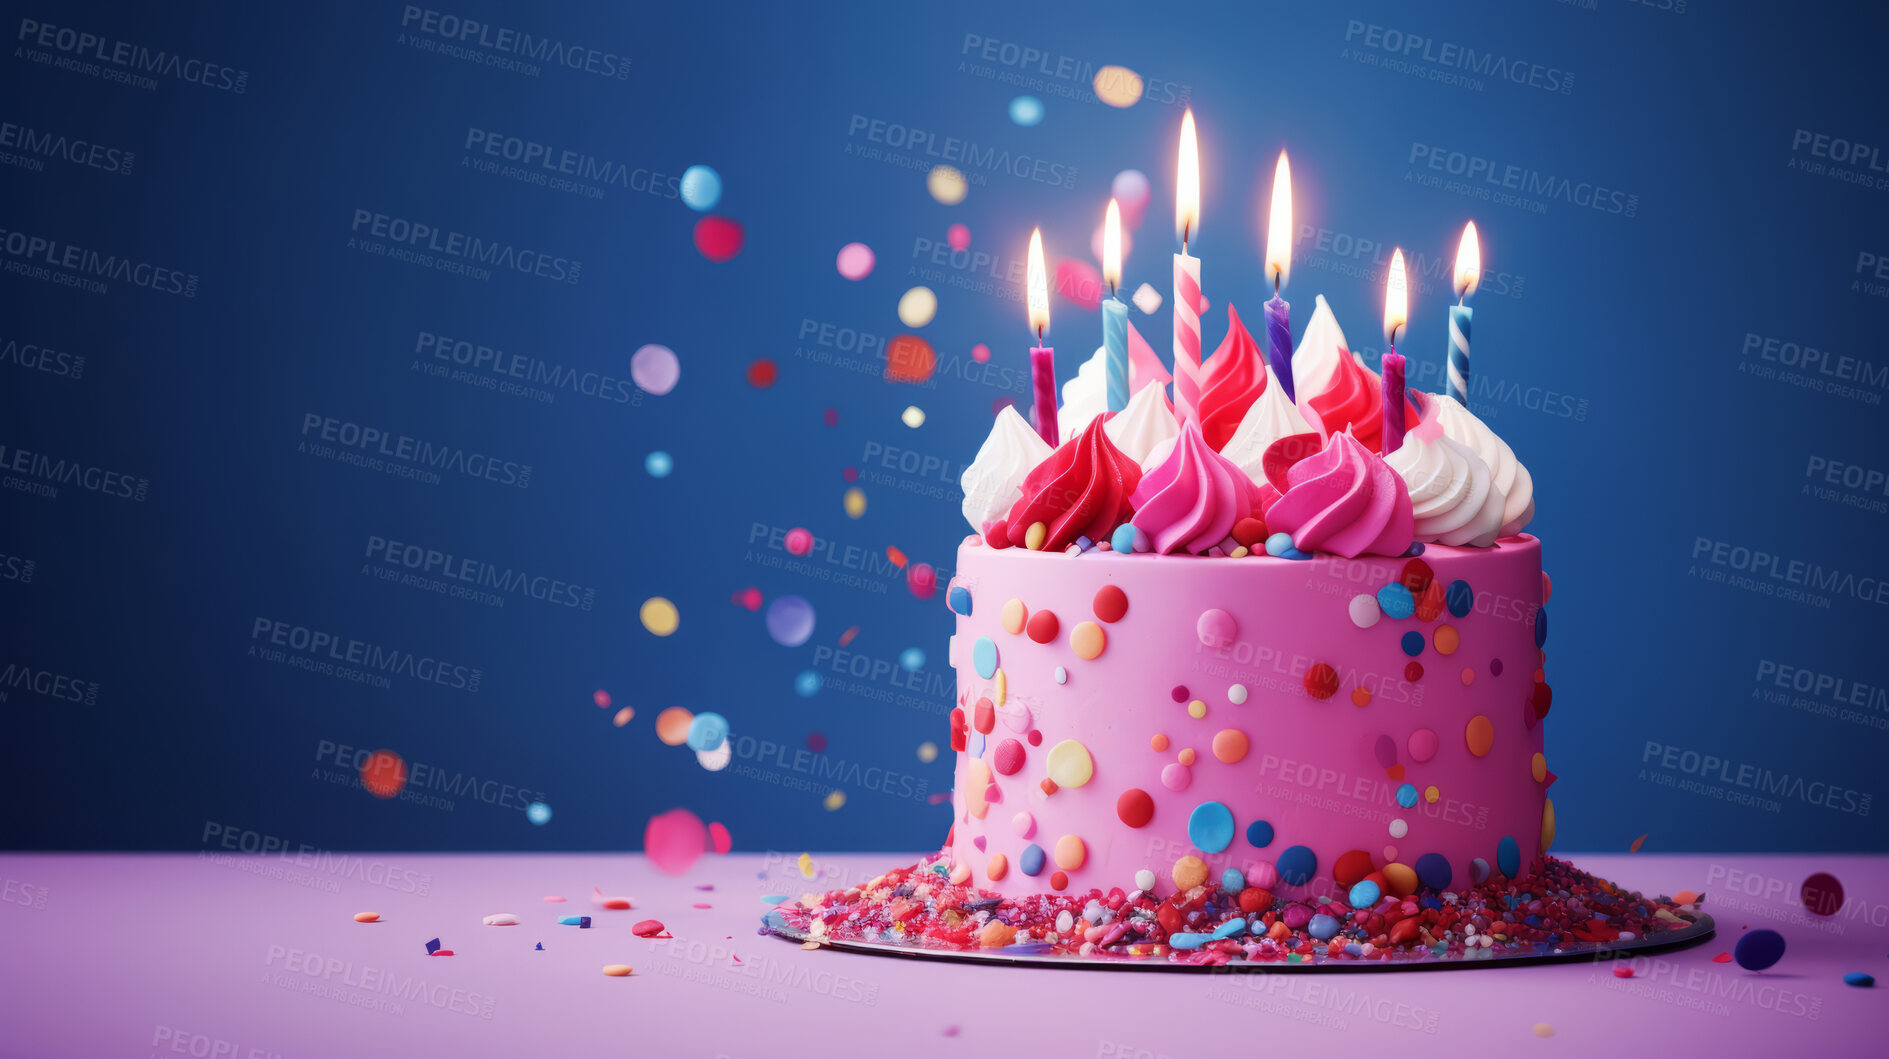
[1542,798,1556,850]
[639,597,679,636]
[1212,729,1249,763]
[843,486,867,518]
[1229,546,1249,558]
[1177,747,1196,766]
[1001,598,1029,635]
[1186,699,1206,719]
[1024,521,1047,550]
[1053,834,1086,870]
[926,164,968,204]
[1172,855,1208,890]
[823,790,846,811]
[1150,733,1169,752]
[1531,752,1547,783]
[1092,65,1145,107]
[654,706,694,746]
[1045,739,1094,787]
[612,706,635,727]
[897,286,938,328]
[1465,715,1494,757]
[994,669,1007,705]
[1070,621,1106,660]
[797,852,814,878]
[1424,785,1440,803]
[917,741,938,763]
[900,405,926,429]
[1434,624,1460,655]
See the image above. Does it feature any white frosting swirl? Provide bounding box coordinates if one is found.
[1385,430,1506,547]
[1424,394,1535,536]
[1218,364,1313,487]
[1103,380,1180,470]
[1290,294,1350,404]
[960,404,1053,532]
[1057,345,1108,444]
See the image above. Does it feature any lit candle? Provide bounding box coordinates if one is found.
[1263,150,1296,403]
[1102,198,1129,412]
[1447,221,1480,405]
[1027,228,1057,446]
[1382,248,1409,455]
[1172,109,1203,426]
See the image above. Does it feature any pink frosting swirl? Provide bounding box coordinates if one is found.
[1128,422,1259,555]
[1265,429,1414,559]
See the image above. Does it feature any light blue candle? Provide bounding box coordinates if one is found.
[1447,304,1472,405]
[1103,296,1128,411]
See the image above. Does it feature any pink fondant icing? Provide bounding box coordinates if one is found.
[946,535,1547,897]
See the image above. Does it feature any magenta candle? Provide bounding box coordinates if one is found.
[1382,350,1407,455]
[1030,345,1058,445]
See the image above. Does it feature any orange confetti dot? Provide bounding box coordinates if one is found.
[1150,733,1170,752]
[1629,833,1648,853]
[1070,621,1106,660]
[886,546,908,568]
[1433,624,1459,655]
[359,749,408,799]
[1424,785,1439,803]
[986,853,1008,881]
[1177,747,1196,766]
[1053,834,1087,870]
[1531,752,1547,782]
[884,335,937,384]
[1465,715,1494,756]
[1171,855,1208,890]
[1351,685,1373,707]
[1460,667,1476,685]
[612,706,635,727]
[1001,599,1028,635]
[655,707,695,746]
[1211,729,1249,763]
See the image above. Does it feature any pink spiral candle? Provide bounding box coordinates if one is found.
[1172,251,1202,425]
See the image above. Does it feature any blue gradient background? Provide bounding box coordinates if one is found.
[3,0,1886,855]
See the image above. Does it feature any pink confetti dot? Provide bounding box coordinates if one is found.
[592,689,611,708]
[693,216,744,262]
[823,407,839,427]
[1054,259,1102,311]
[907,562,937,600]
[836,242,875,280]
[947,223,971,252]
[785,527,814,556]
[643,808,708,876]
[708,821,732,854]
[807,732,827,752]
[630,344,680,396]
[1112,170,1151,228]
[842,466,859,483]
[971,343,990,363]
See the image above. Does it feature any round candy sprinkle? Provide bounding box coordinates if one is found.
[1395,783,1419,809]
[1045,740,1094,787]
[644,808,707,875]
[639,597,679,636]
[1532,1024,1553,1039]
[1025,608,1060,644]
[1160,762,1191,791]
[1801,872,1844,916]
[1011,811,1035,838]
[1303,663,1339,700]
[1246,820,1275,848]
[1008,95,1044,126]
[1177,747,1197,766]
[1093,65,1144,107]
[1465,715,1494,757]
[1187,801,1235,853]
[835,242,875,280]
[972,637,998,678]
[1109,523,1137,553]
[1211,729,1249,763]
[1733,929,1786,971]
[1844,972,1875,987]
[1400,631,1424,657]
[1053,834,1086,870]
[1470,857,1490,883]
[1389,818,1408,839]
[1196,608,1237,648]
[1414,852,1452,889]
[1446,579,1473,618]
[1535,607,1548,647]
[654,707,694,746]
[1433,624,1460,655]
[783,527,813,556]
[644,451,673,478]
[1264,532,1294,557]
[992,739,1025,775]
[1054,666,1068,684]
[1490,657,1504,676]
[1117,788,1155,828]
[1134,868,1157,892]
[679,164,722,210]
[1348,880,1381,909]
[1376,583,1415,620]
[601,964,634,977]
[1424,785,1440,803]
[353,912,380,923]
[1186,699,1207,719]
[1227,683,1248,705]
[1276,845,1316,886]
[1496,836,1521,878]
[1351,686,1372,707]
[1334,849,1373,886]
[1307,914,1340,940]
[1092,585,1128,623]
[1531,752,1547,783]
[685,712,728,752]
[1019,844,1046,876]
[1172,856,1208,890]
[630,345,680,396]
[897,286,937,328]
[985,853,1008,881]
[1070,621,1107,660]
[1373,735,1397,769]
[1405,661,1424,681]
[1414,581,1447,623]
[1170,685,1189,703]
[764,596,815,647]
[1348,594,1382,628]
[1024,522,1047,550]
[1150,733,1169,751]
[1000,598,1028,635]
[843,486,867,517]
[947,584,973,616]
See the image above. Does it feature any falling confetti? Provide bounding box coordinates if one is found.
[654,707,695,746]
[784,528,814,556]
[695,742,732,771]
[765,596,816,647]
[1113,170,1152,227]
[971,343,990,363]
[1055,259,1102,311]
[644,809,708,876]
[838,626,860,646]
[745,359,778,387]
[1093,65,1144,107]
[1132,282,1162,314]
[822,407,839,427]
[947,223,971,252]
[630,344,680,395]
[900,406,926,429]
[917,741,938,763]
[612,706,635,727]
[926,165,967,204]
[897,286,938,327]
[843,486,867,517]
[692,216,744,262]
[900,648,925,670]
[593,690,611,708]
[885,546,908,568]
[794,670,822,697]
[885,335,937,383]
[734,587,762,611]
[709,822,732,854]
[679,164,722,210]
[906,562,937,600]
[645,451,673,478]
[1629,833,1648,852]
[823,790,847,811]
[1008,95,1044,126]
[836,242,875,280]
[359,750,408,799]
[639,597,679,636]
[526,802,552,826]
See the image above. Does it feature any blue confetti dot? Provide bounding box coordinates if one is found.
[686,712,728,751]
[1535,607,1548,647]
[1187,801,1235,854]
[1405,541,1426,557]
[1446,579,1473,617]
[526,802,552,826]
[1110,523,1138,554]
[1265,532,1295,557]
[645,451,673,478]
[1843,971,1875,987]
[1019,843,1046,876]
[972,636,998,678]
[1008,95,1044,126]
[1348,880,1381,909]
[794,670,822,697]
[1415,852,1452,890]
[899,648,925,671]
[1496,835,1520,878]
[1733,928,1786,971]
[1377,583,1416,619]
[1220,868,1245,892]
[1276,845,1317,886]
[1307,913,1340,940]
[1246,820,1275,848]
[1401,630,1425,657]
[1396,783,1419,808]
[1283,547,1313,561]
[947,584,973,616]
[680,164,722,210]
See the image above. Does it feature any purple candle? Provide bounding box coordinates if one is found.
[1264,293,1295,404]
[1382,350,1407,455]
[1030,345,1058,446]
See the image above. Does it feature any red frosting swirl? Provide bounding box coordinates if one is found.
[1265,430,1414,559]
[1004,414,1142,550]
[1301,351,1421,454]
[1195,304,1269,452]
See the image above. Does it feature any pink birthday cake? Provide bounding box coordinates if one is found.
[778,294,1706,964]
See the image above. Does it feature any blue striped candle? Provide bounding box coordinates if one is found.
[1447,303,1472,405]
[1103,296,1128,412]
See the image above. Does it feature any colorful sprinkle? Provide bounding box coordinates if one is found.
[1376,583,1415,619]
[1045,740,1095,787]
[1026,608,1060,644]
[1092,585,1129,623]
[1349,594,1382,628]
[836,242,874,280]
[1733,929,1786,971]
[1400,631,1425,657]
[1303,664,1339,700]
[1196,609,1237,648]
[1053,834,1087,870]
[1171,855,1208,890]
[1187,802,1235,853]
[972,637,998,678]
[1211,729,1249,763]
[1465,715,1494,757]
[1276,845,1317,886]
[1070,621,1107,660]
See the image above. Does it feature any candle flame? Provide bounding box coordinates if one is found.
[1103,198,1122,292]
[1265,150,1292,291]
[1175,109,1199,247]
[1454,221,1481,299]
[1027,227,1050,338]
[1384,248,1408,348]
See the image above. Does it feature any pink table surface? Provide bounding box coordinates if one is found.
[1,851,1883,1057]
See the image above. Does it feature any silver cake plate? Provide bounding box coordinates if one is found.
[762,908,1714,972]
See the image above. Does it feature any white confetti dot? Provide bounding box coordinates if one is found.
[1227,684,1248,705]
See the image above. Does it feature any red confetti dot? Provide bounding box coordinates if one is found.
[692,216,744,262]
[1050,870,1069,891]
[1026,729,1042,746]
[1170,685,1189,703]
[1054,259,1102,311]
[1400,558,1434,596]
[823,407,839,427]
[1801,872,1844,916]
[1712,952,1733,963]
[1414,580,1446,622]
[1405,661,1424,682]
[644,808,708,876]
[993,739,1025,775]
[1117,788,1155,828]
[886,546,908,568]
[1026,608,1060,644]
[885,335,937,384]
[785,527,813,556]
[907,562,937,600]
[360,750,408,799]
[1333,849,1375,887]
[1092,585,1128,623]
[1613,965,1634,978]
[1231,517,1268,548]
[1304,663,1339,700]
[746,358,778,387]
[1532,682,1553,718]
[838,625,859,646]
[806,733,827,752]
[842,466,859,482]
[971,344,991,363]
[973,697,996,734]
[708,822,732,854]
